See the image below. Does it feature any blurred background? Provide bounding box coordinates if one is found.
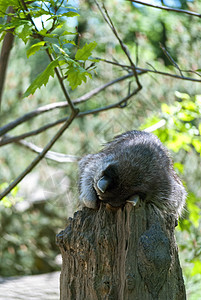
[0,1,201,299]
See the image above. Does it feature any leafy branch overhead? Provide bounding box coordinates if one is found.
[24,41,98,96]
[0,0,98,94]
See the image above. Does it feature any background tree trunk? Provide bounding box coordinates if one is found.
[57,201,186,300]
[0,7,15,105]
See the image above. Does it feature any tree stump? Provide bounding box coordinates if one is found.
[56,201,186,300]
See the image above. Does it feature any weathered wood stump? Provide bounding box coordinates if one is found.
[57,201,186,300]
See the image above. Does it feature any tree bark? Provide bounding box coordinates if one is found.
[57,201,186,300]
[0,7,15,106]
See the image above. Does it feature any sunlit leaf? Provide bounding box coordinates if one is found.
[15,24,32,44]
[75,41,97,61]
[27,41,46,58]
[174,162,184,174]
[23,58,59,97]
[175,91,190,100]
[177,112,195,122]
[161,103,175,115]
[191,260,201,276]
[187,194,201,228]
[61,11,79,17]
[66,63,92,90]
[192,139,201,154]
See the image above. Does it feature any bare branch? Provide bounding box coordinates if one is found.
[128,0,201,18]
[144,119,166,133]
[0,86,141,146]
[15,139,80,162]
[99,58,201,82]
[0,63,200,141]
[135,67,201,82]
[0,73,134,136]
[0,109,79,200]
[14,119,167,163]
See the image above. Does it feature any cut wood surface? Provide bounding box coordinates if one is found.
[57,202,186,300]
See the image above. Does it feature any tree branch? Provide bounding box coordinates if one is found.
[45,51,77,112]
[0,73,134,136]
[15,139,80,162]
[14,119,167,162]
[0,62,200,141]
[135,67,201,82]
[159,43,184,77]
[128,0,201,18]
[0,109,79,200]
[144,119,166,133]
[0,87,141,146]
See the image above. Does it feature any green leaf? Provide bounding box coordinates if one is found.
[177,112,195,122]
[66,63,92,90]
[174,162,184,174]
[175,91,190,100]
[23,59,59,97]
[187,196,201,228]
[167,133,191,152]
[0,0,19,17]
[161,103,175,115]
[199,123,201,135]
[62,39,76,46]
[38,28,56,38]
[192,139,201,154]
[27,41,46,58]
[191,260,201,276]
[15,24,32,44]
[62,11,79,17]
[75,41,97,61]
[61,30,77,36]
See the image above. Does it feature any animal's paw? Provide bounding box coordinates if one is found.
[126,195,140,206]
[79,191,99,209]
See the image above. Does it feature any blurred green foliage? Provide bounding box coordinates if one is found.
[0,0,201,299]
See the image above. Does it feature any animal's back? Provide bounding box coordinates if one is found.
[79,130,186,219]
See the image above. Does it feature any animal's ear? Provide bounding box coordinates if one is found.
[97,176,111,193]
[97,163,118,193]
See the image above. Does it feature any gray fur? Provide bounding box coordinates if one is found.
[78,130,186,218]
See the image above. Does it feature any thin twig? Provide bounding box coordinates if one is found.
[94,0,142,90]
[128,0,201,18]
[159,43,183,77]
[135,67,201,82]
[99,58,201,82]
[100,58,201,82]
[20,0,38,31]
[0,109,79,200]
[45,51,76,112]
